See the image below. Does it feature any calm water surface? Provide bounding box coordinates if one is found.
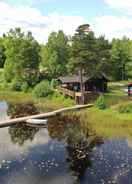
[0,101,132,184]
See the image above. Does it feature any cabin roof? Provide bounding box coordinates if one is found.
[58,73,108,83]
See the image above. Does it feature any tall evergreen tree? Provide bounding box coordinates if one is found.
[68,24,97,103]
[68,24,111,103]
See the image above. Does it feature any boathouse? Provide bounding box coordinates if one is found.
[57,73,108,104]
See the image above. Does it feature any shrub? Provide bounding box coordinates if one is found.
[118,103,132,113]
[51,79,59,89]
[10,78,23,91]
[95,95,107,110]
[33,80,53,98]
[0,81,10,90]
[9,78,29,92]
[21,82,29,92]
[0,69,4,83]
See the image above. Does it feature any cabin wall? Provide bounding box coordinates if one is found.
[85,79,107,93]
[59,79,107,93]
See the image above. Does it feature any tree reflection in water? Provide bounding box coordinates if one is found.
[9,124,39,146]
[66,125,103,181]
[7,102,39,118]
[8,102,39,145]
[48,115,103,181]
[7,102,103,181]
[48,115,68,141]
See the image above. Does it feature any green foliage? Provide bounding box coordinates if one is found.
[68,24,111,100]
[33,80,53,98]
[9,78,29,92]
[40,30,69,78]
[0,39,6,68]
[10,78,24,91]
[1,24,132,100]
[68,26,96,74]
[37,91,75,112]
[68,25,111,75]
[21,82,29,92]
[3,28,40,86]
[118,102,132,113]
[95,95,107,110]
[111,37,132,80]
[51,79,59,89]
[95,36,111,74]
[0,69,4,83]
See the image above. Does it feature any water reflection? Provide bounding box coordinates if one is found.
[6,102,40,145]
[0,101,9,120]
[66,126,102,181]
[9,124,39,146]
[0,102,132,183]
[48,115,103,181]
[1,109,103,184]
[8,102,39,118]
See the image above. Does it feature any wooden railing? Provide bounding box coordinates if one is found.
[58,87,99,104]
[58,87,94,98]
[58,87,75,98]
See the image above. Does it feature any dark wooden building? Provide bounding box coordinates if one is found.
[57,73,108,104]
[58,73,108,93]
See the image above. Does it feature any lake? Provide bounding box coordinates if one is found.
[0,101,132,184]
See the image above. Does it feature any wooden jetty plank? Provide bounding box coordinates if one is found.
[0,104,93,128]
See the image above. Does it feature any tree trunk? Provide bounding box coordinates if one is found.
[122,63,126,81]
[80,68,85,104]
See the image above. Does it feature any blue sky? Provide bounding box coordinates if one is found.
[0,0,132,42]
[5,0,119,18]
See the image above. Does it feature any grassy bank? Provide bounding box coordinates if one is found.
[104,81,129,106]
[0,71,75,111]
[78,107,132,139]
[0,89,75,112]
[76,81,132,139]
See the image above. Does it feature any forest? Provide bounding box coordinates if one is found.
[0,24,132,98]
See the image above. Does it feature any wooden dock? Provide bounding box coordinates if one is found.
[0,104,93,128]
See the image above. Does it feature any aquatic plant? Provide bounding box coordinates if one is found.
[118,102,132,114]
[95,95,107,110]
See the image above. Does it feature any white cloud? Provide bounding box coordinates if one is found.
[9,0,58,6]
[0,1,85,43]
[1,1,132,43]
[104,0,132,13]
[92,15,132,40]
[97,0,132,40]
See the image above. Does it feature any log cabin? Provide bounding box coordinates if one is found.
[57,73,108,104]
